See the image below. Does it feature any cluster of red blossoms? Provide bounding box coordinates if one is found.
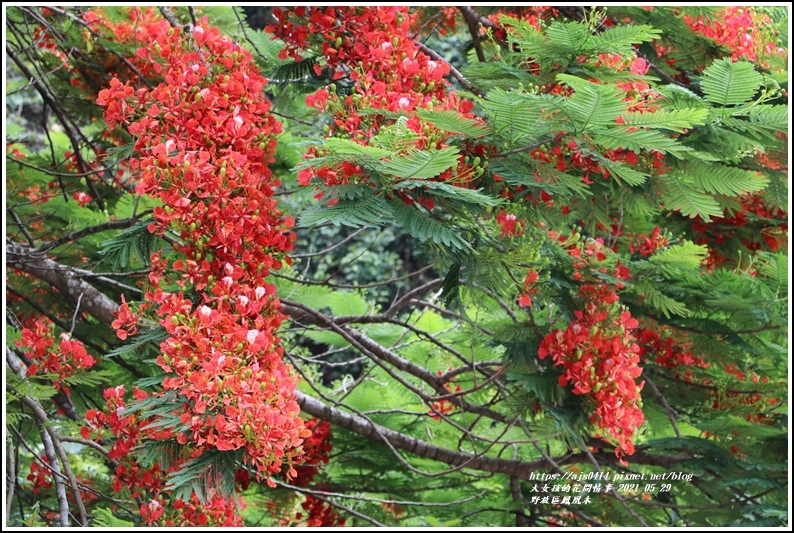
[82,384,244,526]
[636,325,778,427]
[428,370,462,420]
[15,319,95,395]
[268,7,485,202]
[539,284,645,459]
[275,418,346,526]
[256,418,344,526]
[683,6,786,65]
[95,15,310,516]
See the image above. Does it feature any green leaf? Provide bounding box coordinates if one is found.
[658,173,723,221]
[600,160,649,186]
[389,200,473,251]
[98,218,159,270]
[165,449,239,503]
[590,24,662,53]
[545,21,591,54]
[379,147,460,180]
[593,126,691,157]
[298,192,393,228]
[700,58,763,106]
[106,327,168,360]
[558,74,627,128]
[483,88,557,144]
[393,179,500,207]
[92,508,135,528]
[620,108,709,133]
[417,109,490,137]
[756,252,788,295]
[686,161,768,196]
[649,241,708,274]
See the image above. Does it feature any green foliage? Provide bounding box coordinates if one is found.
[379,147,460,180]
[299,190,391,228]
[389,200,473,251]
[417,109,490,137]
[92,508,136,528]
[700,58,764,106]
[98,218,159,270]
[558,74,628,129]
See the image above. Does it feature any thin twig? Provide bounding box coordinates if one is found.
[644,375,681,438]
[69,293,84,335]
[415,41,484,97]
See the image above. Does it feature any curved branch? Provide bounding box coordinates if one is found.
[7,241,122,327]
[458,7,486,62]
[297,391,546,479]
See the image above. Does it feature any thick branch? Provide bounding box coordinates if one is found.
[298,392,690,479]
[297,392,545,479]
[6,438,16,524]
[7,241,121,327]
[458,7,486,62]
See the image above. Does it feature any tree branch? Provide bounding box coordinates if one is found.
[297,391,546,479]
[458,7,486,62]
[37,218,143,253]
[414,41,484,97]
[6,438,16,524]
[7,241,123,327]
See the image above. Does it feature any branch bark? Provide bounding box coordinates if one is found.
[7,241,122,327]
[297,392,546,479]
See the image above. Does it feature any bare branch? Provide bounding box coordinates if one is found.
[415,41,484,97]
[298,391,547,479]
[6,438,16,524]
[37,218,143,253]
[8,386,70,526]
[158,6,187,30]
[458,7,486,62]
[7,241,123,327]
[644,375,681,438]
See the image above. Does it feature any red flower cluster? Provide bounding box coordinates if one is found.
[636,325,710,375]
[16,320,95,395]
[96,14,309,516]
[636,324,778,427]
[684,7,785,64]
[517,270,539,308]
[268,7,484,201]
[629,227,668,257]
[713,366,779,426]
[291,418,333,486]
[269,418,346,527]
[26,458,53,495]
[496,211,524,238]
[429,370,462,420]
[83,385,244,526]
[691,191,788,270]
[538,284,645,459]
